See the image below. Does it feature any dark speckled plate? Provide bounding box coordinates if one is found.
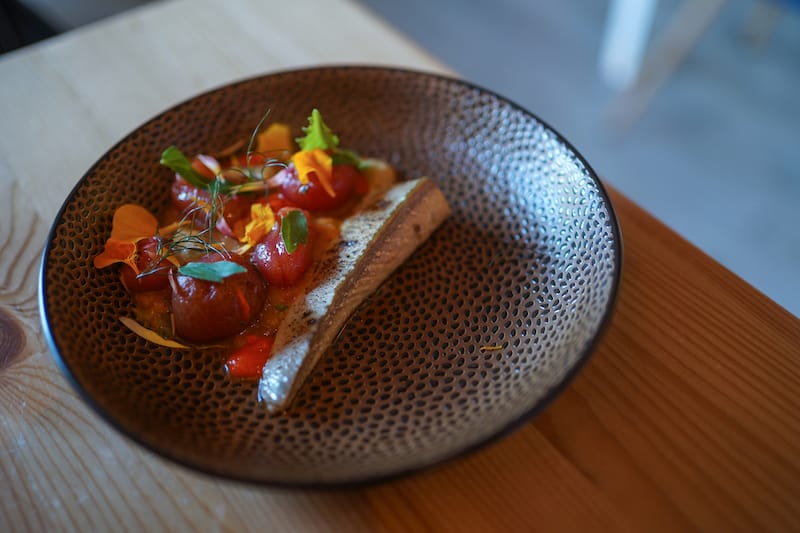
[39,66,621,487]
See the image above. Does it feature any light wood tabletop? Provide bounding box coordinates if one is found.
[1,1,798,531]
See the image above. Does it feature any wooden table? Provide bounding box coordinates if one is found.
[1,1,798,531]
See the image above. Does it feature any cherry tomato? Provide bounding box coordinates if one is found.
[280,164,361,211]
[230,153,268,169]
[225,335,275,379]
[170,254,267,342]
[251,208,313,287]
[259,192,295,212]
[170,176,211,213]
[120,237,172,292]
[216,195,254,240]
[170,155,221,213]
[354,171,369,196]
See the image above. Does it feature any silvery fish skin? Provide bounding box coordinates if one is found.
[258,164,451,411]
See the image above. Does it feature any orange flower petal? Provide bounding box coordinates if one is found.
[94,204,158,272]
[257,123,293,154]
[110,204,158,242]
[93,238,138,271]
[291,149,335,197]
[237,203,275,253]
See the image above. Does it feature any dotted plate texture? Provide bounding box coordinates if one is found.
[40,66,622,487]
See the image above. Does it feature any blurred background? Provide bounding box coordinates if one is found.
[3,0,798,317]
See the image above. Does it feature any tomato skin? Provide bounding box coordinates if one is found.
[354,171,369,196]
[216,195,254,239]
[280,164,360,211]
[170,254,267,343]
[251,208,313,287]
[260,192,295,212]
[120,237,172,292]
[171,176,211,213]
[225,335,275,379]
[230,153,268,169]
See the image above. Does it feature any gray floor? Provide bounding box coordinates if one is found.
[356,0,800,317]
[20,0,800,317]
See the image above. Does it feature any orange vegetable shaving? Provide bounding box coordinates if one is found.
[291,148,335,197]
[256,123,293,154]
[94,204,159,273]
[119,317,189,349]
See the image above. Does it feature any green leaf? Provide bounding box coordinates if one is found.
[295,109,339,151]
[160,146,209,188]
[280,210,308,254]
[178,260,247,282]
[331,148,362,167]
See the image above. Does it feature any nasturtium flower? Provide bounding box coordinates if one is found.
[93,204,158,273]
[93,239,139,271]
[237,202,276,253]
[291,148,335,197]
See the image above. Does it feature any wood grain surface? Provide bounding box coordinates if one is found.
[1,1,798,531]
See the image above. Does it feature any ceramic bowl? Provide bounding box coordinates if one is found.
[40,66,621,486]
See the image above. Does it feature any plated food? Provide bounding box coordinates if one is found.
[41,66,620,485]
[92,109,450,410]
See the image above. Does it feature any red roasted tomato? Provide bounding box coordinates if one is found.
[225,335,276,380]
[251,208,313,287]
[170,176,211,213]
[119,237,172,292]
[280,163,362,211]
[215,194,255,240]
[169,254,267,342]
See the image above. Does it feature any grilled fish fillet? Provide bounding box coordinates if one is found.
[258,167,451,411]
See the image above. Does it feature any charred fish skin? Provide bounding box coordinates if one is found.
[258,177,451,411]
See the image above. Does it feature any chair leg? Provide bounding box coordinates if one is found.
[604,0,729,134]
[599,0,660,91]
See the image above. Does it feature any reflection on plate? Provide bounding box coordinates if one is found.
[40,66,621,486]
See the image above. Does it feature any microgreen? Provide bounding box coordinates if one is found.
[245,109,272,166]
[296,109,362,168]
[296,109,339,151]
